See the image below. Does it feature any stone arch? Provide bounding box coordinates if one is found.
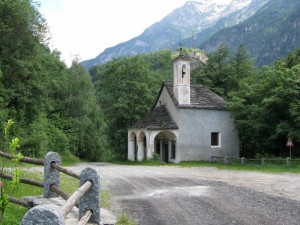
[154,131,177,163]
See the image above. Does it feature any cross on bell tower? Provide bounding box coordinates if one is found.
[173,48,191,105]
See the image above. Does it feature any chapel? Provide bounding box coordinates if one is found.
[128,50,239,163]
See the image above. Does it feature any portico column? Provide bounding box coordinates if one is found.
[168,140,172,161]
[147,135,153,160]
[137,139,144,161]
[160,140,163,161]
[128,138,135,161]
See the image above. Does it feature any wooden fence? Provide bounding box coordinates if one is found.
[210,156,299,166]
[0,151,101,225]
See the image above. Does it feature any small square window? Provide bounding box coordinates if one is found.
[211,132,220,147]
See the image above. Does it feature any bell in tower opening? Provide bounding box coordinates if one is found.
[173,49,191,105]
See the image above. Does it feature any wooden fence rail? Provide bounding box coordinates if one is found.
[210,156,295,166]
[0,151,44,165]
[0,172,44,188]
[0,151,101,225]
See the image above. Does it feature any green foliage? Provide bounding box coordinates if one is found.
[66,61,108,161]
[60,153,82,166]
[192,44,255,98]
[151,153,161,162]
[0,0,108,161]
[0,119,23,223]
[94,55,166,158]
[228,48,300,157]
[23,114,68,157]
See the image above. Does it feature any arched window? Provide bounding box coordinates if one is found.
[182,64,187,84]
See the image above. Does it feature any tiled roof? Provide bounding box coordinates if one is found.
[131,81,227,129]
[163,81,227,110]
[130,105,178,130]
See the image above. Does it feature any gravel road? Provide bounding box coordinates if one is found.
[64,163,300,225]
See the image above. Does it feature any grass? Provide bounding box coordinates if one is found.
[1,170,44,224]
[60,152,83,166]
[110,159,164,166]
[177,160,300,173]
[0,152,82,169]
[111,159,300,173]
[116,213,136,225]
[101,189,112,209]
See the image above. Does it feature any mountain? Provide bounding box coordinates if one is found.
[200,0,300,66]
[181,0,270,48]
[82,0,261,68]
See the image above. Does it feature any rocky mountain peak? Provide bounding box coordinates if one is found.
[81,0,266,68]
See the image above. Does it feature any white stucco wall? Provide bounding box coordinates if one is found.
[156,87,179,124]
[177,108,239,162]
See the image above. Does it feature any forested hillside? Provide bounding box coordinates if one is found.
[191,44,300,157]
[0,0,105,161]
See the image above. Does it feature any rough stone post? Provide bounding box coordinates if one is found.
[44,152,61,198]
[262,158,265,165]
[21,205,64,225]
[286,157,291,166]
[79,167,100,224]
[224,156,228,164]
[241,157,245,165]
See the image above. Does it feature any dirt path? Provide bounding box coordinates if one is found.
[65,163,300,225]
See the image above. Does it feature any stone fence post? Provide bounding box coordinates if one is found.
[241,157,245,165]
[286,157,291,166]
[79,167,100,224]
[22,152,101,224]
[21,205,64,225]
[44,152,61,198]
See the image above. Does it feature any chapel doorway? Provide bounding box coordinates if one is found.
[154,131,177,163]
[163,144,169,163]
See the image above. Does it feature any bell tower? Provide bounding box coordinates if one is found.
[173,48,191,105]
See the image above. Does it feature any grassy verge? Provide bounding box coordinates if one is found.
[177,161,300,173]
[0,152,82,168]
[111,160,300,173]
[110,159,164,166]
[60,152,83,166]
[116,213,136,225]
[1,170,43,224]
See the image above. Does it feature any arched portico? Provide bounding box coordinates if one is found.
[154,131,178,163]
[128,130,150,161]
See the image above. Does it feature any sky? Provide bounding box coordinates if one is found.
[38,0,192,66]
